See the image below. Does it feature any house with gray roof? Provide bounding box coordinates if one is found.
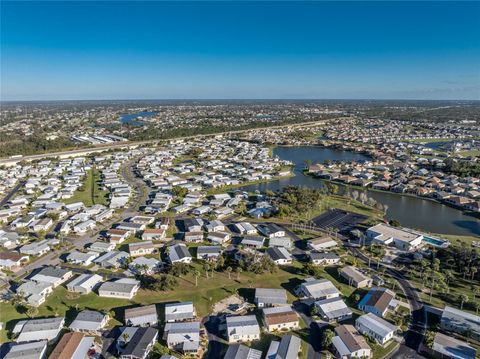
[240,236,264,248]
[164,321,200,354]
[89,241,116,253]
[165,302,196,322]
[69,310,108,333]
[66,273,103,294]
[226,315,261,343]
[118,326,158,359]
[254,288,288,308]
[13,317,65,343]
[167,244,192,264]
[94,251,128,268]
[125,305,158,327]
[266,247,292,265]
[98,278,140,300]
[224,344,262,359]
[19,240,51,256]
[440,306,480,341]
[433,332,477,359]
[355,313,398,345]
[17,280,54,307]
[340,266,372,288]
[30,266,73,287]
[268,236,292,249]
[3,340,48,359]
[309,252,340,266]
[196,245,222,261]
[65,251,99,266]
[266,334,302,359]
[314,297,352,323]
[295,278,340,300]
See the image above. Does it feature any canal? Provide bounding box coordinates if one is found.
[241,146,480,237]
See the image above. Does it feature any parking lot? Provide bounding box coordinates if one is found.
[312,209,368,233]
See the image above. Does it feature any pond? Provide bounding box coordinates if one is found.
[241,146,480,237]
[119,111,157,126]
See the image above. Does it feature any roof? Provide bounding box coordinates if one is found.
[441,306,480,334]
[125,305,158,323]
[334,324,371,353]
[224,344,262,359]
[165,302,195,321]
[315,297,352,319]
[340,266,370,283]
[169,244,191,262]
[359,287,395,313]
[309,252,340,260]
[99,278,139,294]
[69,310,106,331]
[0,251,25,261]
[13,317,64,342]
[433,332,477,359]
[32,266,70,280]
[197,245,222,255]
[4,340,48,359]
[120,327,158,358]
[164,321,200,345]
[262,307,299,326]
[356,313,398,338]
[267,334,302,359]
[266,247,292,261]
[367,223,421,243]
[67,273,103,289]
[255,288,288,305]
[300,278,340,298]
[49,332,94,359]
[226,315,260,336]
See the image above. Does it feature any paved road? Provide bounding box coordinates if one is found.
[0,181,25,207]
[349,246,427,357]
[0,120,327,166]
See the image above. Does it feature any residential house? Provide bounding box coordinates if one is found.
[207,231,231,245]
[65,251,98,266]
[3,340,48,359]
[314,297,352,323]
[94,251,128,268]
[125,305,158,327]
[118,327,158,359]
[358,287,397,318]
[262,306,299,332]
[366,223,423,251]
[226,315,261,343]
[16,280,53,307]
[307,236,338,251]
[196,246,222,261]
[268,236,293,249]
[165,302,196,323]
[13,317,65,342]
[266,334,302,359]
[30,266,73,288]
[164,321,200,354]
[0,252,29,270]
[432,332,477,359]
[254,288,288,308]
[355,313,398,345]
[266,247,292,265]
[224,344,262,359]
[129,257,161,275]
[49,332,95,359]
[167,244,192,264]
[240,236,264,249]
[295,278,340,300]
[440,306,480,341]
[69,310,108,334]
[98,278,140,300]
[142,229,167,241]
[66,273,103,294]
[340,266,372,288]
[332,324,372,359]
[129,241,155,257]
[309,252,340,266]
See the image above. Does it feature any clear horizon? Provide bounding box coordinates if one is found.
[1,1,479,101]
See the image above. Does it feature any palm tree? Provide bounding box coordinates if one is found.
[473,286,479,300]
[471,267,478,281]
[203,263,210,279]
[460,294,469,310]
[194,270,200,287]
[237,268,243,280]
[226,266,232,279]
[475,302,480,315]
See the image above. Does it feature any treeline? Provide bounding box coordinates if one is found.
[0,135,76,157]
[444,158,480,177]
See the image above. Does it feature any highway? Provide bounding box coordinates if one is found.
[0,119,327,166]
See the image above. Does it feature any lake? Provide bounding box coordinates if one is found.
[241,146,480,237]
[119,111,157,126]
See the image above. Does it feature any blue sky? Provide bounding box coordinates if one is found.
[1,1,479,100]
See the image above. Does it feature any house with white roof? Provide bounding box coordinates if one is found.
[98,278,140,300]
[440,306,480,341]
[66,273,103,294]
[226,315,261,343]
[69,310,108,334]
[366,223,423,251]
[164,321,201,354]
[314,297,352,323]
[254,288,288,308]
[65,251,98,266]
[124,305,158,327]
[165,302,196,323]
[13,317,65,343]
[3,340,48,359]
[295,278,340,300]
[355,313,398,345]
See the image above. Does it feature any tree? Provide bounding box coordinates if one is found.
[424,330,435,349]
[226,266,232,279]
[26,305,38,318]
[460,294,469,310]
[321,329,334,349]
[389,219,401,227]
[473,286,479,300]
[237,267,243,280]
[203,263,210,279]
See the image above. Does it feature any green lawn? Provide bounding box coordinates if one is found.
[456,149,480,157]
[371,340,399,359]
[63,168,109,207]
[0,260,363,342]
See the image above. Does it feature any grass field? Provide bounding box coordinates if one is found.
[63,168,109,207]
[0,260,365,343]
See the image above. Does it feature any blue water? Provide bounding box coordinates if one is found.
[119,111,157,126]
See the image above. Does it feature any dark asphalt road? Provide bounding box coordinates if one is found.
[0,181,25,207]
